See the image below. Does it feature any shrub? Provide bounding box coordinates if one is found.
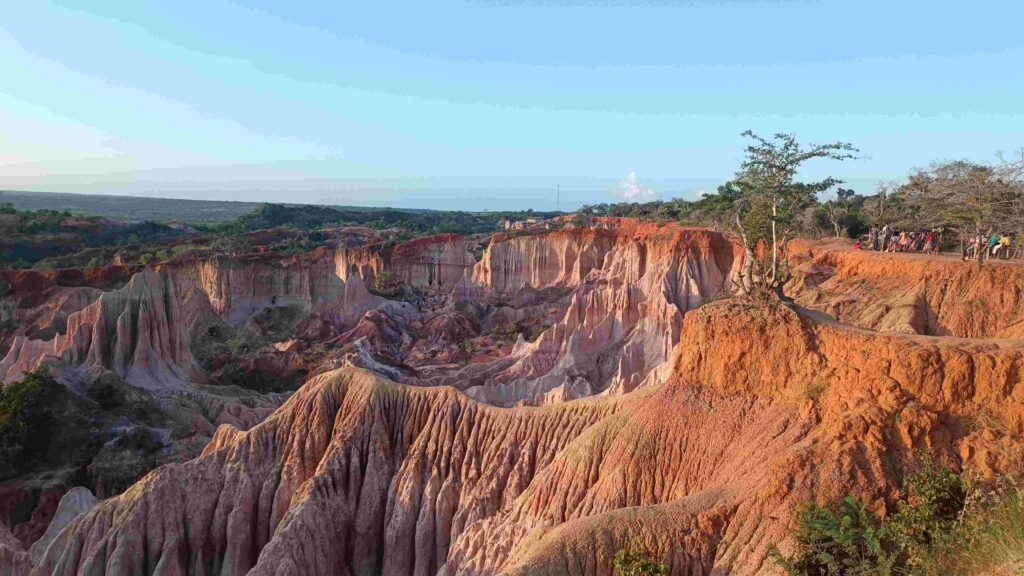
[613,546,667,576]
[0,368,61,476]
[774,461,967,576]
[773,495,898,576]
[887,462,966,573]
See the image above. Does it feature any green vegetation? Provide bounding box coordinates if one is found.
[189,306,308,393]
[885,157,1024,263]
[613,546,668,576]
[580,139,1024,268]
[0,192,565,270]
[209,203,559,236]
[728,131,859,295]
[0,190,259,223]
[0,202,188,269]
[0,368,62,477]
[775,462,1024,576]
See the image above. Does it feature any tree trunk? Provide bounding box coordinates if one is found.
[741,248,755,293]
[770,198,778,286]
[975,226,986,268]
[735,212,754,294]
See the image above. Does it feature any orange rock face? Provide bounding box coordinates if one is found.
[789,247,1024,338]
[32,291,1024,575]
[8,224,1024,576]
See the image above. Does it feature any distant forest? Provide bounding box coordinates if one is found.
[0,191,559,236]
[0,193,562,270]
[207,203,560,237]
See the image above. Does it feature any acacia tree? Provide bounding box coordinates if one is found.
[996,149,1024,249]
[822,188,862,238]
[861,181,911,228]
[730,131,859,296]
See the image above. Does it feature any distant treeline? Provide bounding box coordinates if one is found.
[579,184,873,239]
[581,152,1024,245]
[0,200,564,269]
[0,190,259,224]
[0,203,188,268]
[205,203,561,237]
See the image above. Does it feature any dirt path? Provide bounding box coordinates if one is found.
[809,237,1024,267]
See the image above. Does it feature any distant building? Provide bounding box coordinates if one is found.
[502,217,550,231]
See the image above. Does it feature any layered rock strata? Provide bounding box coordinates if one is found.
[32,298,1024,576]
[433,220,740,404]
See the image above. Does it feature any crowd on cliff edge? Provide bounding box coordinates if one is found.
[852,226,1021,260]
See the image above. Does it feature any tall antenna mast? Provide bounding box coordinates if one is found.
[557,184,561,213]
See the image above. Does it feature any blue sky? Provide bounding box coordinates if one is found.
[1,0,1022,210]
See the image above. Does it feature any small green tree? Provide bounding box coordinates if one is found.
[614,545,668,576]
[0,368,60,477]
[730,131,860,296]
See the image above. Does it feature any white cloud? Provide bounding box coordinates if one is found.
[612,171,660,201]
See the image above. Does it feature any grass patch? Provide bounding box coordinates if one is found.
[949,482,1024,576]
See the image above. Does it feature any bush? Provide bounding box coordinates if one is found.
[888,463,966,573]
[0,368,61,476]
[774,462,967,576]
[613,546,667,576]
[774,495,898,576]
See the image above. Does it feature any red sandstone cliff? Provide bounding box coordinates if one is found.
[434,219,740,404]
[0,247,396,387]
[8,223,1024,576]
[789,247,1024,338]
[31,289,1024,575]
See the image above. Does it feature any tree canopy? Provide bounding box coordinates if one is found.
[728,131,859,295]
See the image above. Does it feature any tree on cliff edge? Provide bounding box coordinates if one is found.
[730,131,859,297]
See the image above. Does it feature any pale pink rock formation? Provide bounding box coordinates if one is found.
[432,219,741,405]
[28,488,97,565]
[0,248,390,387]
[0,522,30,576]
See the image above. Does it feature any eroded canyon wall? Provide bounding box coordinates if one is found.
[789,247,1024,338]
[440,219,740,404]
[30,298,1024,576]
[0,246,399,387]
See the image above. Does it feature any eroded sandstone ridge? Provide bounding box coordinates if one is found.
[789,245,1024,338]
[0,220,736,566]
[6,222,1024,576]
[1,219,738,406]
[30,290,1024,575]
[440,219,739,404]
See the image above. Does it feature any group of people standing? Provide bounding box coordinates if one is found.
[852,225,1021,260]
[967,232,1017,260]
[856,226,943,254]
